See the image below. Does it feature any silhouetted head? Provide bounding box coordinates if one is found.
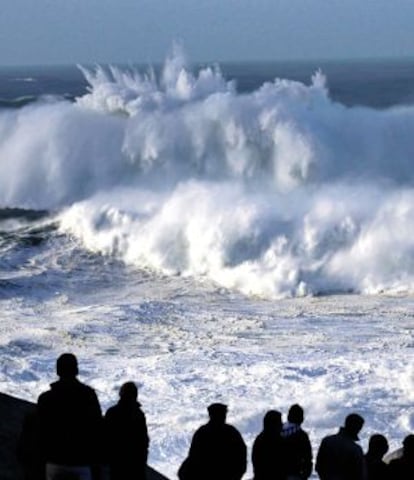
[402,434,414,458]
[287,404,304,425]
[207,403,227,424]
[56,353,78,379]
[343,413,364,440]
[119,382,138,403]
[263,410,282,433]
[367,434,389,458]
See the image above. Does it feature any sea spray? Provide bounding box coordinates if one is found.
[1,51,414,297]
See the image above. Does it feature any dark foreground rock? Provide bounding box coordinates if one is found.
[0,392,169,480]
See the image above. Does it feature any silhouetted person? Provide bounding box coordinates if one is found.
[17,408,45,480]
[37,353,103,480]
[178,403,247,480]
[315,413,367,480]
[252,410,286,480]
[282,404,313,479]
[365,434,389,480]
[104,381,149,480]
[388,434,414,478]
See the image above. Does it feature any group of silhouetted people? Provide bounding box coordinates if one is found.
[18,353,148,480]
[178,403,413,480]
[17,353,414,480]
[178,403,312,480]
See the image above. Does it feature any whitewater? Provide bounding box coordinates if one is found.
[0,50,413,478]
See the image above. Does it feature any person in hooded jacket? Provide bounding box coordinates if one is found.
[282,404,313,479]
[252,410,286,480]
[104,381,149,480]
[37,353,103,480]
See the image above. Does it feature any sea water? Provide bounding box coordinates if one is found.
[0,49,413,478]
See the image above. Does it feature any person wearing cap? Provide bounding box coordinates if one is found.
[37,353,103,480]
[178,403,247,480]
[315,413,367,480]
[104,381,149,480]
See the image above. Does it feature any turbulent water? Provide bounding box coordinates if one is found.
[0,50,413,478]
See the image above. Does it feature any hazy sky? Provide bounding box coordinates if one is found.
[1,0,414,65]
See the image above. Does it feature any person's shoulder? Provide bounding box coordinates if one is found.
[37,389,49,400]
[105,404,118,417]
[190,423,209,443]
[253,431,265,445]
[192,423,208,436]
[224,423,240,433]
[71,381,100,410]
[319,432,338,447]
[135,404,147,419]
[321,432,336,442]
[37,386,53,404]
[291,427,309,440]
[296,428,311,445]
[76,380,98,397]
[225,423,241,433]
[225,424,245,440]
[76,379,95,391]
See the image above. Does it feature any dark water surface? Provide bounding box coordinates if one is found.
[1,58,414,108]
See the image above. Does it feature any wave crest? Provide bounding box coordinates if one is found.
[2,49,414,297]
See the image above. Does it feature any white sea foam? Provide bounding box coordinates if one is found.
[0,277,412,479]
[58,178,414,297]
[1,49,414,298]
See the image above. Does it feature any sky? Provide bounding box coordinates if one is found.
[1,0,414,66]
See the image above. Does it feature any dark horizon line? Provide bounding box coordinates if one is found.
[2,54,414,70]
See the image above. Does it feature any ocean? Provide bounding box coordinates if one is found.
[0,51,413,478]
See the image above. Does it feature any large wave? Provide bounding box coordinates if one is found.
[1,48,414,297]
